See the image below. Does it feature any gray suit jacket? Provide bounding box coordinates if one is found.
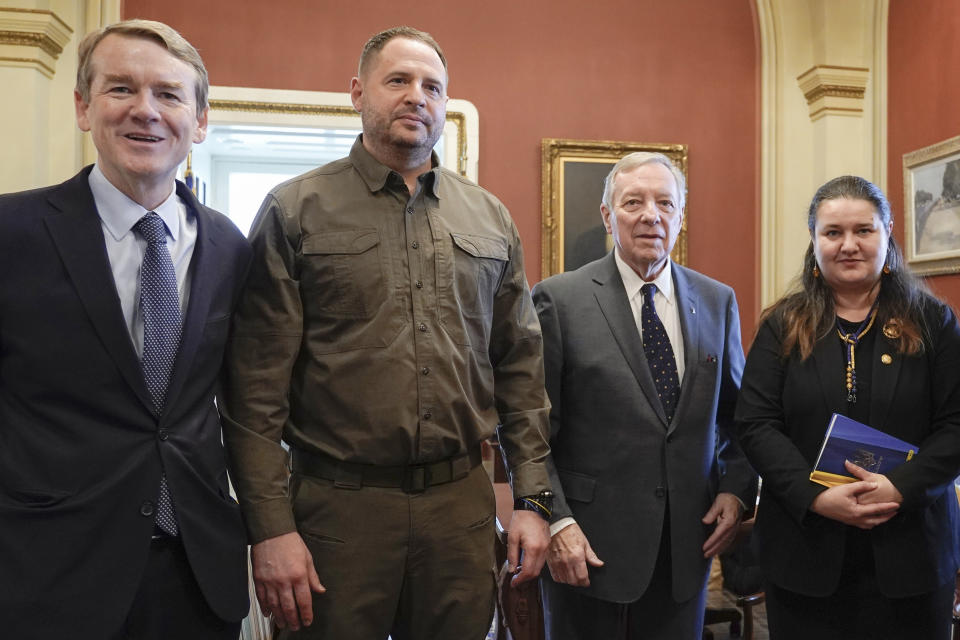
[533,253,757,603]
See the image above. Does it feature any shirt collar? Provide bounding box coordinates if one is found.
[348,134,441,198]
[88,163,181,242]
[614,250,675,306]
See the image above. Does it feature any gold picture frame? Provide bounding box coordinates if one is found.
[903,134,960,275]
[540,138,688,279]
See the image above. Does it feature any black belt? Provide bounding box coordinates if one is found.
[291,447,482,493]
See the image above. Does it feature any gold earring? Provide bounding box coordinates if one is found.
[813,265,820,278]
[883,264,891,274]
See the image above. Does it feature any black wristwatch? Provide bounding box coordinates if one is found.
[513,490,554,520]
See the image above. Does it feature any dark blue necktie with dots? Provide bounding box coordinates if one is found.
[135,212,182,536]
[641,284,680,422]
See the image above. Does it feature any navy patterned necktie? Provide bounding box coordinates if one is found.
[641,284,680,422]
[135,212,182,536]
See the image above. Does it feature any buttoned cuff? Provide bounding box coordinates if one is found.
[242,497,298,544]
[508,459,551,499]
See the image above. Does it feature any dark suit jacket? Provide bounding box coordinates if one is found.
[736,298,960,597]
[533,254,757,603]
[0,167,252,638]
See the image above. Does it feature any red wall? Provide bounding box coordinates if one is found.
[124,0,761,333]
[888,0,960,308]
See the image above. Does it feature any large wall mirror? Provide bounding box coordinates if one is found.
[181,86,479,235]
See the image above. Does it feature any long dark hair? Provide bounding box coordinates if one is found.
[761,175,930,359]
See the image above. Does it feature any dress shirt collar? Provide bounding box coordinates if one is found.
[614,250,675,306]
[349,134,440,198]
[88,163,181,242]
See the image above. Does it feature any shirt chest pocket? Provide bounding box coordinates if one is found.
[450,233,508,316]
[443,232,508,349]
[301,229,386,319]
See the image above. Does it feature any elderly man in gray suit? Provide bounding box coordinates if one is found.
[532,152,757,639]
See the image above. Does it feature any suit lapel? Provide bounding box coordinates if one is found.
[811,327,847,414]
[43,169,154,413]
[591,253,669,426]
[671,266,700,434]
[869,330,902,431]
[162,183,219,415]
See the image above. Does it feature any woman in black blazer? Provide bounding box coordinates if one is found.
[736,175,960,639]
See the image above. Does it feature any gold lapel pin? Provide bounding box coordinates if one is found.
[881,354,893,365]
[882,319,902,339]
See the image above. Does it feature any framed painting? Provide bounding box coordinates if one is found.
[903,134,960,275]
[540,138,688,279]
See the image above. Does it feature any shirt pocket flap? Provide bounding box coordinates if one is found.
[557,470,597,503]
[451,232,509,261]
[302,229,379,255]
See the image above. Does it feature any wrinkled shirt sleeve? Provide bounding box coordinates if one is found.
[220,193,303,543]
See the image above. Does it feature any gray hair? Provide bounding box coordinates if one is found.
[601,152,686,212]
[76,19,209,112]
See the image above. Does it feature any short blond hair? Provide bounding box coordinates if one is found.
[76,19,209,112]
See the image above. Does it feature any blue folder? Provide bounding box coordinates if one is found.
[810,413,918,487]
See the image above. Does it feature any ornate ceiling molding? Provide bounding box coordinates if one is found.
[0,8,73,79]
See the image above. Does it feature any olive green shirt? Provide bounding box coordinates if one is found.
[221,137,551,543]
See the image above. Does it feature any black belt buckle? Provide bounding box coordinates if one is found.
[402,464,430,493]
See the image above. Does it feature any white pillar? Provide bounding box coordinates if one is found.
[0,3,73,192]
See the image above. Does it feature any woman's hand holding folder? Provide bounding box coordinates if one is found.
[810,461,901,529]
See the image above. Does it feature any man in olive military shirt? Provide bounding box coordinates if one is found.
[221,26,552,639]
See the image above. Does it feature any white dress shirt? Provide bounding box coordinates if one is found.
[88,164,197,357]
[613,252,685,383]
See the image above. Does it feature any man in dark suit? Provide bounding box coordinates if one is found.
[532,152,757,639]
[0,20,250,639]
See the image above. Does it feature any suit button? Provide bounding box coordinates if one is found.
[158,429,169,441]
[655,487,665,497]
[666,434,673,443]
[140,501,155,517]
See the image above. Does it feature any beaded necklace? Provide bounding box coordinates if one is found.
[836,306,878,404]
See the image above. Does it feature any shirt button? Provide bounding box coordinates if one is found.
[411,241,419,249]
[421,367,430,375]
[140,501,155,517]
[158,429,169,441]
[415,280,423,289]
[418,322,427,332]
[423,412,432,420]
